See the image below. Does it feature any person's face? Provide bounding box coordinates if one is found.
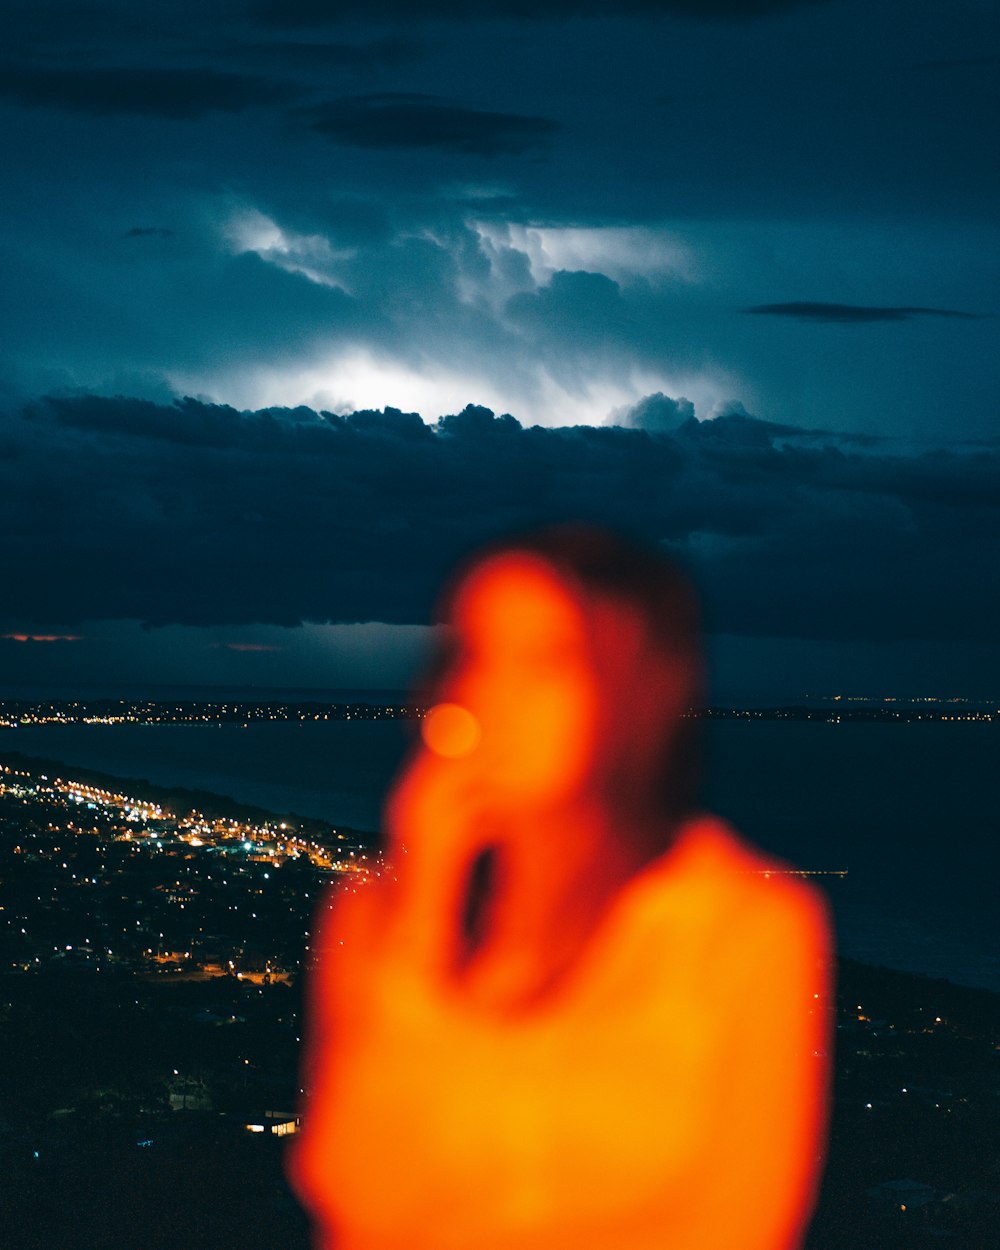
[432,554,600,807]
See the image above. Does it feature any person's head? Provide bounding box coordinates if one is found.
[423,525,703,827]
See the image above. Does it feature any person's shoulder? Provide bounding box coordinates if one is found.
[642,813,830,940]
[647,816,832,1017]
[641,812,768,894]
[672,812,810,879]
[671,811,774,871]
[698,815,833,965]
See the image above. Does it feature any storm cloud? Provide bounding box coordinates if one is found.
[0,64,295,119]
[0,0,997,698]
[300,93,559,156]
[4,395,998,649]
[2,1,995,442]
[745,302,987,324]
[255,0,828,23]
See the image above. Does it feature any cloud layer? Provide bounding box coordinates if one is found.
[3,394,998,648]
[300,94,559,155]
[255,0,826,23]
[0,64,295,118]
[2,1,995,442]
[745,302,986,324]
[1,0,997,701]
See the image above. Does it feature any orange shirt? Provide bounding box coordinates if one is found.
[291,816,832,1250]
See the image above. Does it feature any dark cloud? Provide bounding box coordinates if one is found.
[212,641,283,653]
[255,0,827,25]
[3,394,998,650]
[0,64,295,119]
[231,36,427,74]
[745,302,987,324]
[299,93,558,156]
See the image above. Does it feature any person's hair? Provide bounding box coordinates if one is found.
[444,523,704,823]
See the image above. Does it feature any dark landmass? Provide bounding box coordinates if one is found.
[810,959,1000,1248]
[2,959,998,1249]
[703,705,998,724]
[1,696,997,731]
[0,697,424,728]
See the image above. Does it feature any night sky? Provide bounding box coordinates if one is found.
[1,0,997,698]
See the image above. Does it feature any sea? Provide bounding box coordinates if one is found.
[2,687,998,993]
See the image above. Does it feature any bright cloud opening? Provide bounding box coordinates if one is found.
[472,222,697,287]
[223,207,355,291]
[171,345,731,429]
[190,203,741,426]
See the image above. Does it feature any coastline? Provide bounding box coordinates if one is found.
[4,729,999,996]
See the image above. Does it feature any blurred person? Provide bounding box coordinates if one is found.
[289,525,832,1250]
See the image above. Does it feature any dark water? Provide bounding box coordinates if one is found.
[3,719,998,991]
[702,720,1000,993]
